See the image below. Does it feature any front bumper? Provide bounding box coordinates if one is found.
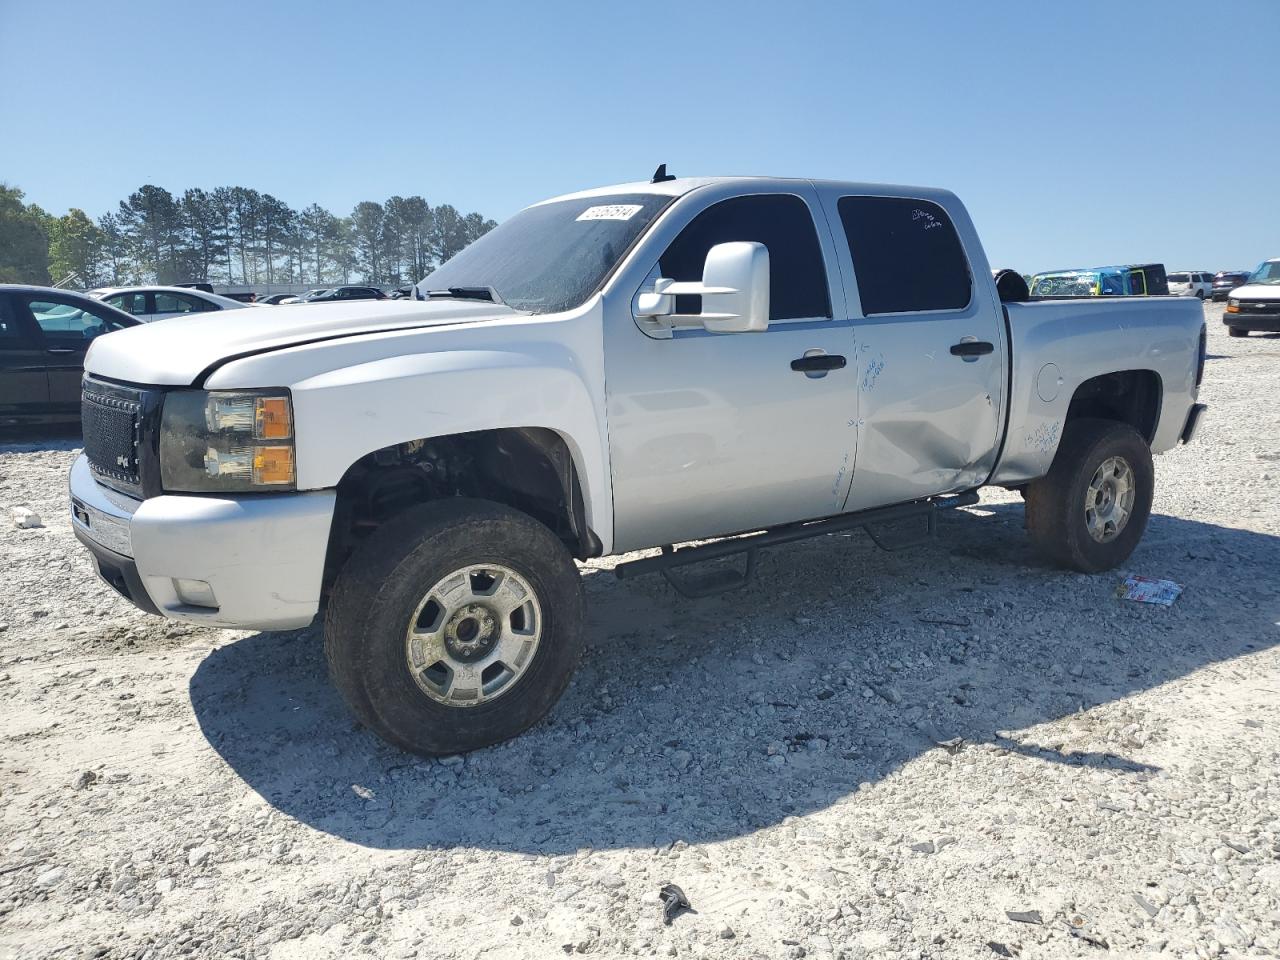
[68,454,336,630]
[1223,311,1280,332]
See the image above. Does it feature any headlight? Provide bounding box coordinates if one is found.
[160,389,296,492]
[1227,298,1239,313]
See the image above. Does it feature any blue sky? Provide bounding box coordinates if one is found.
[2,0,1276,273]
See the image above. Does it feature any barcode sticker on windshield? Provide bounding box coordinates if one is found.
[576,204,643,222]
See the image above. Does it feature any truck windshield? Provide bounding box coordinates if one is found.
[1247,261,1280,285]
[417,193,673,314]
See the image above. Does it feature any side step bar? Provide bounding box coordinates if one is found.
[613,491,980,598]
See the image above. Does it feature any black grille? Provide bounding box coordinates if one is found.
[1242,300,1277,313]
[82,380,143,488]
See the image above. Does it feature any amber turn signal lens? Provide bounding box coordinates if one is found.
[1225,304,1239,313]
[253,446,295,485]
[255,396,292,439]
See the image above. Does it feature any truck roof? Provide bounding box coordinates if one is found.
[535,176,959,207]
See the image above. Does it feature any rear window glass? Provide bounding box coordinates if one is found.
[836,197,971,315]
[1168,273,1189,282]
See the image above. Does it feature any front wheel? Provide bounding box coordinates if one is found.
[324,499,585,755]
[1024,419,1154,573]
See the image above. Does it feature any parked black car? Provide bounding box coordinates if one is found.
[256,294,296,305]
[305,285,387,302]
[1212,271,1251,302]
[0,285,139,425]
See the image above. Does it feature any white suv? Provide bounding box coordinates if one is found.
[1167,271,1213,299]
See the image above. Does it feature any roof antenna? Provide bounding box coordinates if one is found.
[651,163,676,184]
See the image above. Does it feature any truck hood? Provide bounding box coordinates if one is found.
[1228,283,1280,301]
[85,298,521,386]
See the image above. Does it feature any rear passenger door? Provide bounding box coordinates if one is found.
[0,295,51,420]
[820,192,1007,513]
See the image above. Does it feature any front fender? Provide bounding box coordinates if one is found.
[204,312,613,552]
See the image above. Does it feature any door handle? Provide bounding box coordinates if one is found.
[790,354,846,373]
[949,340,994,358]
[46,347,77,355]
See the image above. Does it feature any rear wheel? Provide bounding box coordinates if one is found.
[1025,419,1154,573]
[1228,327,1249,338]
[324,499,585,755]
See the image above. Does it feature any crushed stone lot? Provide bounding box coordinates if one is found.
[1,303,1278,960]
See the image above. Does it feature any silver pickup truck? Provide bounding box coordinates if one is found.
[70,173,1208,755]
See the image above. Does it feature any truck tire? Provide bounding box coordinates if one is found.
[1024,419,1153,573]
[1228,327,1248,337]
[324,498,585,755]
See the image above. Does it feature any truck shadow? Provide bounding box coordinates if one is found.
[190,503,1279,852]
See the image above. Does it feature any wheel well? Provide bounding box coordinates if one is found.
[1065,370,1162,442]
[323,428,600,593]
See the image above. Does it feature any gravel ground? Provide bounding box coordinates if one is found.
[1,302,1277,960]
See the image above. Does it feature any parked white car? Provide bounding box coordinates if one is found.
[86,286,253,322]
[68,173,1208,756]
[1166,271,1213,299]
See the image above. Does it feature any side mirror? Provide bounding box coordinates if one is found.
[635,241,770,333]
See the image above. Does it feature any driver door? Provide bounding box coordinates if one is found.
[603,187,858,552]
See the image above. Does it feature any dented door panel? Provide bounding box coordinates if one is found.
[812,184,1007,513]
[840,313,1005,512]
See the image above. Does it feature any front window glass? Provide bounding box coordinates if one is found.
[26,298,125,341]
[1248,261,1280,284]
[658,194,831,320]
[105,293,146,314]
[419,193,672,314]
[0,299,27,341]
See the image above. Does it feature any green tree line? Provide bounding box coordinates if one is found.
[0,182,496,289]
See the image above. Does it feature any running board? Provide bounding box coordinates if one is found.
[613,491,980,598]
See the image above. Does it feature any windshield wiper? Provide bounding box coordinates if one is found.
[417,285,507,305]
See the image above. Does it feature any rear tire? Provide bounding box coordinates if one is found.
[1228,327,1248,338]
[1025,419,1153,573]
[324,499,585,755]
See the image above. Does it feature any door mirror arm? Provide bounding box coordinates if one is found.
[635,241,770,335]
